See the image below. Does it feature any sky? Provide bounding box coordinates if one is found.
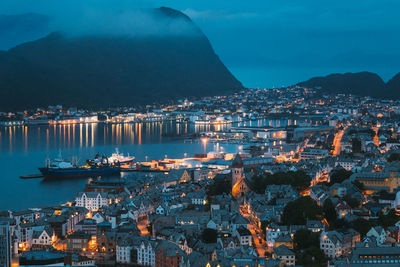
[1,0,400,88]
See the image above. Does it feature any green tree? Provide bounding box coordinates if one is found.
[294,229,327,267]
[201,228,218,243]
[343,196,360,208]
[333,218,350,229]
[351,138,362,153]
[353,180,365,190]
[282,197,323,225]
[207,177,231,197]
[296,247,328,267]
[250,171,311,193]
[329,169,353,185]
[388,153,400,162]
[351,218,372,236]
[249,174,267,194]
[378,209,400,228]
[323,199,337,227]
[294,229,320,250]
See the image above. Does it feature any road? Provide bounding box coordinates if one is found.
[372,126,380,147]
[332,128,345,156]
[137,218,150,236]
[248,223,266,257]
[240,206,265,258]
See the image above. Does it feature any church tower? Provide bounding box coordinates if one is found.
[231,153,244,189]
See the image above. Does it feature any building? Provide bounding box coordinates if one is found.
[75,192,110,211]
[137,239,157,266]
[30,227,55,250]
[66,231,90,252]
[274,234,293,249]
[366,226,387,246]
[300,148,329,160]
[74,219,97,236]
[116,239,134,264]
[320,230,360,258]
[346,245,400,265]
[187,190,207,205]
[234,226,252,246]
[231,154,250,198]
[273,245,295,266]
[351,162,400,194]
[0,221,11,267]
[155,240,185,267]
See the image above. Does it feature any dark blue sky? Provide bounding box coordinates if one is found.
[2,0,400,87]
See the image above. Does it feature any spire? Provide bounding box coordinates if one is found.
[232,153,243,168]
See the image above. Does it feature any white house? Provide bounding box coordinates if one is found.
[116,240,133,264]
[137,240,156,267]
[234,226,252,246]
[273,245,295,266]
[30,227,55,249]
[75,192,110,211]
[266,224,288,247]
[187,190,207,205]
[91,212,106,224]
[366,226,387,246]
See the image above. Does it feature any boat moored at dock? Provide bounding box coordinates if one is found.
[38,155,121,179]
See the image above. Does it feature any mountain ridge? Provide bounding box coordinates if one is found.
[298,71,400,99]
[0,8,243,111]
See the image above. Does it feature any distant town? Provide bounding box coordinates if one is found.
[1,85,400,267]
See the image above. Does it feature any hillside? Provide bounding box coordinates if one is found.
[386,73,400,98]
[0,8,243,111]
[298,72,400,99]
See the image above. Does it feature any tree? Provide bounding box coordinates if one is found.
[201,228,218,243]
[388,153,400,162]
[323,199,337,227]
[333,218,350,229]
[296,247,328,267]
[294,229,327,267]
[207,177,231,197]
[343,195,360,208]
[353,180,365,190]
[282,197,323,225]
[294,229,320,250]
[250,170,311,193]
[329,169,353,185]
[351,218,372,237]
[249,175,267,194]
[351,138,362,153]
[378,209,400,228]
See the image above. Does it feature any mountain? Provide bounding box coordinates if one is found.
[0,13,51,50]
[0,8,243,111]
[386,73,400,99]
[298,71,400,99]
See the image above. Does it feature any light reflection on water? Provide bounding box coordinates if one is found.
[0,119,303,153]
[0,119,303,210]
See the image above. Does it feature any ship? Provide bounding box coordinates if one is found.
[105,148,135,165]
[39,155,120,179]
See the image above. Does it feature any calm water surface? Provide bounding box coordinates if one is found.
[0,119,300,211]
